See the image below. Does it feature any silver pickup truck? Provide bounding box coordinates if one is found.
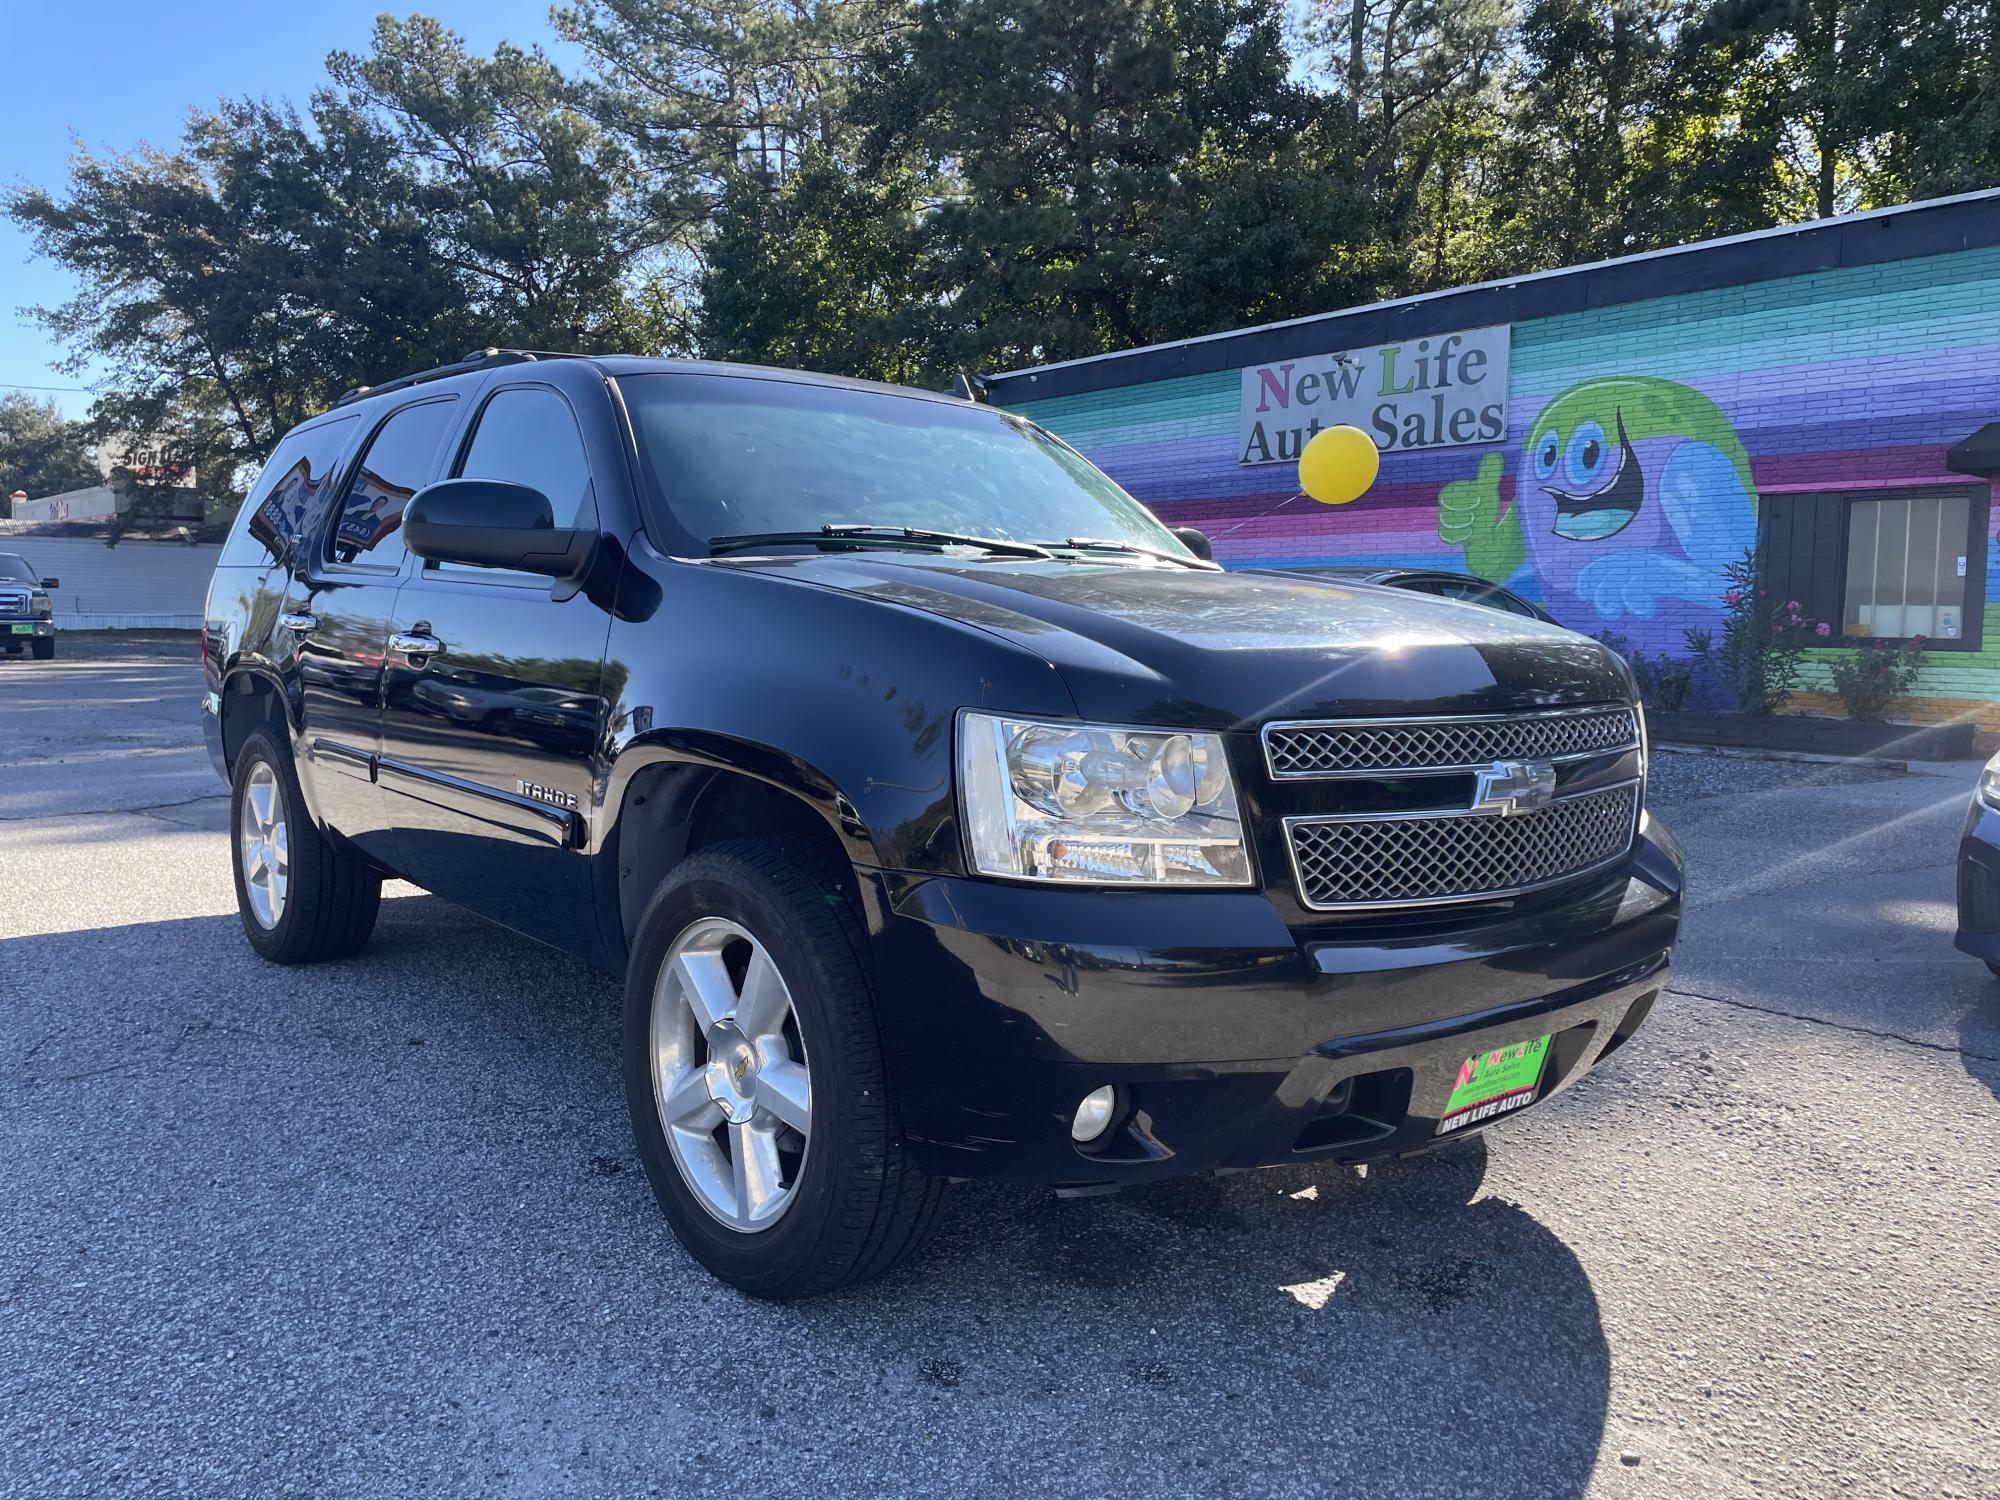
[0,553,59,659]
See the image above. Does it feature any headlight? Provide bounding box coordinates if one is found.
[1980,751,2000,808]
[958,711,1252,885]
[30,591,50,619]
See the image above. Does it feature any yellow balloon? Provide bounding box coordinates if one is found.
[1298,424,1381,505]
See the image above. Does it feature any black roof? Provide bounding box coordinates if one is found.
[335,348,975,411]
[984,188,2000,404]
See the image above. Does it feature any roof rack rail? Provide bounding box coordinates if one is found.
[333,347,588,408]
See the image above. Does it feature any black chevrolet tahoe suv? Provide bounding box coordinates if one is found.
[201,349,1683,1299]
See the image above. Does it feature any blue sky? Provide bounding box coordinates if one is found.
[0,1,580,418]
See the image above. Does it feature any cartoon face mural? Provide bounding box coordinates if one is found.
[1440,376,1758,637]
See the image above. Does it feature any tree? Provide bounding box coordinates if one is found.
[862,0,1397,369]
[1838,0,2000,201]
[6,97,470,501]
[697,152,934,381]
[0,394,99,513]
[328,14,683,360]
[1488,0,1679,268]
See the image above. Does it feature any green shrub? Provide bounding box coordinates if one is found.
[1591,630,1693,712]
[1825,637,1926,722]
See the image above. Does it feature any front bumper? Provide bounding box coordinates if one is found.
[861,815,1682,1187]
[2,619,54,646]
[1953,796,2000,961]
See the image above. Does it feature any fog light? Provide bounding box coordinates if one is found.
[1070,1085,1118,1142]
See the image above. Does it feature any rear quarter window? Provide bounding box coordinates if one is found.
[219,415,359,570]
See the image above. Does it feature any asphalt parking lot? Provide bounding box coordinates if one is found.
[3,643,1997,1499]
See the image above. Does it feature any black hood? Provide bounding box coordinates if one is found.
[719,554,1631,729]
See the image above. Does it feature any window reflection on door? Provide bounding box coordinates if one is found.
[426,386,598,583]
[328,398,459,569]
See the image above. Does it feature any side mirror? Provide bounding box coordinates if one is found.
[1170,526,1213,561]
[403,479,596,578]
[36,577,59,590]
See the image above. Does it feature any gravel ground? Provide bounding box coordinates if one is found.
[2,661,1996,1499]
[1645,745,1906,805]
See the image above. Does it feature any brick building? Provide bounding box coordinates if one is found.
[987,189,2000,730]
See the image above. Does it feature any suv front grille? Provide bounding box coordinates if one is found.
[0,589,28,618]
[1264,706,1638,778]
[1285,781,1640,910]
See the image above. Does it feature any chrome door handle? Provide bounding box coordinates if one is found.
[389,631,443,661]
[279,611,318,633]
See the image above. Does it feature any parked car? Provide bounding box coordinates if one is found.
[200,349,1683,1299]
[1257,564,1557,623]
[0,552,59,659]
[1955,753,2000,979]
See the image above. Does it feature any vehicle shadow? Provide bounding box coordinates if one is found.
[2,899,1611,1499]
[847,1140,1611,1497]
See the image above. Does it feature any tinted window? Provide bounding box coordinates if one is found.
[0,555,35,582]
[453,387,595,530]
[221,415,357,569]
[621,373,1186,556]
[328,399,458,568]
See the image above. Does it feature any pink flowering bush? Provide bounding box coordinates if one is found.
[1684,548,1818,714]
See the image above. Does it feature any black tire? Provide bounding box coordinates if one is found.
[30,638,53,660]
[623,837,947,1299]
[1986,960,2000,982]
[230,729,381,964]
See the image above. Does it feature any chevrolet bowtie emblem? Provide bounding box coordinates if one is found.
[1471,759,1557,816]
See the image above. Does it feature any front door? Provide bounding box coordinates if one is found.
[286,395,462,867]
[376,381,614,951]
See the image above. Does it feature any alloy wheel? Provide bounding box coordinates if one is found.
[238,761,290,929]
[649,917,813,1232]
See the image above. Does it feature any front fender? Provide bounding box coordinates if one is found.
[596,545,1080,875]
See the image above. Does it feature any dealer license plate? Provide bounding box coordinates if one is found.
[9,623,33,634]
[1436,1033,1551,1136]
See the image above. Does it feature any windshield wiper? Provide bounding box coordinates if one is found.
[710,524,1053,560]
[1038,536,1210,568]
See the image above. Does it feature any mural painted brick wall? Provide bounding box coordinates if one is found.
[1008,246,2000,728]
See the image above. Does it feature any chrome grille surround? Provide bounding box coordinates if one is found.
[1263,705,1639,779]
[0,589,29,618]
[1285,780,1641,911]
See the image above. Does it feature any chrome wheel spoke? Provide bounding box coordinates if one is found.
[733,948,787,1039]
[730,1121,784,1226]
[671,950,736,1031]
[662,1064,723,1131]
[754,1058,811,1135]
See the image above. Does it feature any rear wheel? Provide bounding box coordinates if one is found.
[623,837,947,1299]
[230,729,381,963]
[30,638,53,660]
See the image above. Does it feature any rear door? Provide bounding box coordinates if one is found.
[282,395,460,865]
[376,376,616,949]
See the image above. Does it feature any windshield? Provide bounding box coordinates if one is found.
[620,373,1187,557]
[0,555,35,582]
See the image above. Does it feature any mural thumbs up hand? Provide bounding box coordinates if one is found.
[1437,452,1524,583]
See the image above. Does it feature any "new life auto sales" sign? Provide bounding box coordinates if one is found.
[1237,324,1511,467]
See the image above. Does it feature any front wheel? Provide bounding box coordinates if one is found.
[623,837,947,1299]
[30,638,53,660]
[1986,960,2000,982]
